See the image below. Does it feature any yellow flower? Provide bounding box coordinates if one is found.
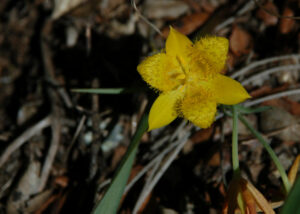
[138,27,251,131]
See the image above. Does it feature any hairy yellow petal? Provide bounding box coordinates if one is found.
[181,97,217,128]
[192,36,229,75]
[137,53,184,92]
[148,89,183,131]
[166,27,193,66]
[212,74,251,105]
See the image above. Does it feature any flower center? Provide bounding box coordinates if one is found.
[174,56,186,85]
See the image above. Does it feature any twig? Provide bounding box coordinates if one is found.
[39,20,63,192]
[64,115,87,164]
[244,88,300,107]
[0,116,52,168]
[241,123,300,145]
[214,1,256,33]
[170,120,188,141]
[124,157,161,194]
[241,64,300,85]
[132,132,190,214]
[150,135,169,152]
[230,54,300,79]
[124,136,181,194]
[58,87,73,108]
[143,156,162,189]
[88,79,102,181]
[38,118,61,192]
[131,0,163,36]
[253,0,300,20]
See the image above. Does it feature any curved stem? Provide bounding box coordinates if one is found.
[232,105,240,177]
[238,114,291,194]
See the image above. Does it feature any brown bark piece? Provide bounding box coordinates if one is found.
[229,26,252,56]
[279,8,295,34]
[162,12,210,38]
[256,1,278,26]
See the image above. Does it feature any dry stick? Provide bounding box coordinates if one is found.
[131,0,163,36]
[124,136,180,194]
[150,135,169,152]
[38,119,61,192]
[38,20,62,192]
[241,64,300,85]
[253,0,300,20]
[124,157,161,194]
[132,133,190,214]
[64,115,87,164]
[244,88,300,107]
[241,124,300,146]
[125,121,188,195]
[142,156,162,191]
[214,1,256,33]
[89,79,102,181]
[58,87,73,108]
[217,88,300,121]
[170,120,188,141]
[230,54,300,79]
[0,116,52,168]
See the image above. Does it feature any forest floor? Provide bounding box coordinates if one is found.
[1,0,300,213]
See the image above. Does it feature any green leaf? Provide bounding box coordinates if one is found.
[280,177,300,214]
[71,88,126,94]
[236,105,271,114]
[92,113,148,214]
[239,114,291,194]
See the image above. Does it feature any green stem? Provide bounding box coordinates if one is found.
[238,114,291,194]
[93,113,148,214]
[232,105,240,177]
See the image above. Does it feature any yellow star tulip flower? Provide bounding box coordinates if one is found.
[138,27,251,131]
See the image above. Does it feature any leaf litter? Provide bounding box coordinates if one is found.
[0,0,300,213]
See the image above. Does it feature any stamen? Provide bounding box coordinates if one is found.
[176,56,186,75]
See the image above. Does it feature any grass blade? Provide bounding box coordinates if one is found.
[71,88,126,94]
[280,177,300,214]
[92,113,148,214]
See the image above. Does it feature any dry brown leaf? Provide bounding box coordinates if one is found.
[111,145,127,170]
[256,1,278,26]
[226,52,237,71]
[250,85,272,98]
[261,95,300,116]
[224,178,240,214]
[279,8,295,34]
[54,176,69,188]
[240,187,256,214]
[230,26,252,56]
[144,0,189,20]
[208,152,220,167]
[182,0,202,12]
[288,155,300,185]
[127,165,143,183]
[190,127,213,144]
[261,98,290,110]
[52,0,86,19]
[26,190,53,213]
[284,98,300,116]
[162,12,210,38]
[250,84,289,98]
[6,161,41,214]
[242,179,275,214]
[224,177,276,214]
[136,192,152,214]
[260,106,300,141]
